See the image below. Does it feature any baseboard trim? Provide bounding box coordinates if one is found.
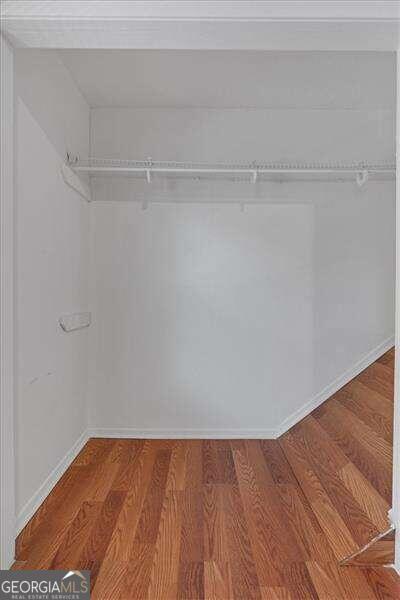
[16,429,89,535]
[88,428,278,440]
[275,335,394,438]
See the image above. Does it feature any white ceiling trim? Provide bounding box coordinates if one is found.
[1,2,399,21]
[1,1,399,50]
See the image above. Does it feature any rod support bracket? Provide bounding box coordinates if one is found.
[356,170,369,187]
[146,156,153,184]
[66,151,79,165]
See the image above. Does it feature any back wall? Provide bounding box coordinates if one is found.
[88,105,395,435]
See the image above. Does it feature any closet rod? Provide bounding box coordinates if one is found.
[68,157,395,186]
[71,166,395,175]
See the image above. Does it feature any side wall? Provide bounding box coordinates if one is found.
[394,50,400,574]
[0,34,16,569]
[88,105,395,436]
[14,51,90,529]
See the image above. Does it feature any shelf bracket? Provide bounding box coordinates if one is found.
[61,159,91,202]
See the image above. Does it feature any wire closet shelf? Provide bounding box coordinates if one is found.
[68,156,395,186]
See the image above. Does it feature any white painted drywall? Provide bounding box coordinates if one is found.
[0,34,16,568]
[393,50,400,575]
[91,107,394,165]
[59,50,395,110]
[15,51,90,519]
[89,102,395,434]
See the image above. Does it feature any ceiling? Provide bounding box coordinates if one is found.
[57,50,396,109]
[1,2,399,51]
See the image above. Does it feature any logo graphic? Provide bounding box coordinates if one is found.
[0,570,90,599]
[63,571,87,580]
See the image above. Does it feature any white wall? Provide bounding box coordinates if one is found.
[59,50,396,109]
[393,50,400,574]
[89,103,395,435]
[15,51,90,523]
[0,34,16,569]
[91,107,394,165]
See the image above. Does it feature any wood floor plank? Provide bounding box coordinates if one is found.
[96,440,156,564]
[222,484,262,599]
[16,440,117,560]
[201,440,237,486]
[134,449,171,544]
[274,484,336,563]
[203,440,222,485]
[377,347,395,367]
[337,565,377,600]
[217,441,238,485]
[280,432,359,560]
[91,559,126,600]
[147,490,183,600]
[335,383,393,443]
[361,567,400,600]
[10,561,27,571]
[283,563,319,600]
[167,440,188,491]
[232,443,302,586]
[204,560,233,600]
[351,380,394,420]
[77,489,126,590]
[16,464,84,558]
[338,462,390,533]
[50,500,102,570]
[203,484,226,563]
[260,586,292,599]
[293,419,381,549]
[314,402,393,504]
[305,561,348,600]
[244,440,275,487]
[309,561,378,600]
[357,362,394,400]
[110,440,145,492]
[72,438,114,467]
[234,440,286,586]
[179,488,204,563]
[326,400,392,467]
[106,438,135,464]
[177,562,204,600]
[185,440,203,489]
[291,415,349,473]
[121,542,155,600]
[259,439,298,485]
[16,462,104,568]
[177,488,204,598]
[81,441,121,503]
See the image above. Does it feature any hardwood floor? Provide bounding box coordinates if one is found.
[13,348,400,598]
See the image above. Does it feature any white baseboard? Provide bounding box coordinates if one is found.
[16,429,89,536]
[88,427,278,439]
[275,335,394,437]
